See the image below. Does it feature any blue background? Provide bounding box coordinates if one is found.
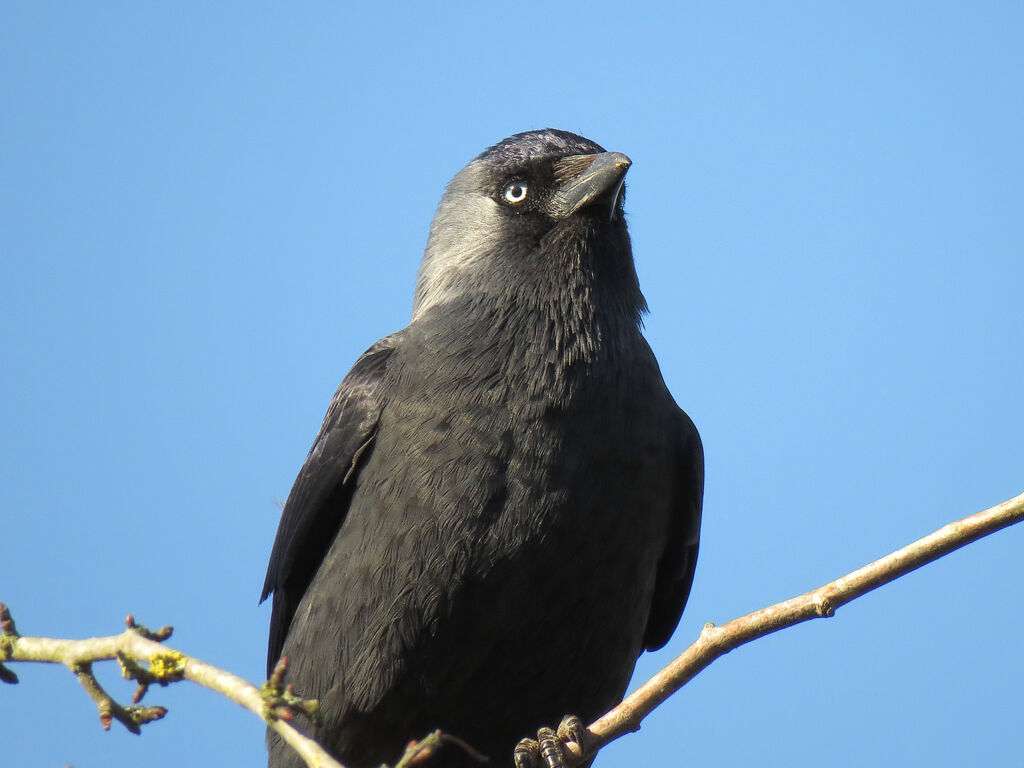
[2,3,1021,767]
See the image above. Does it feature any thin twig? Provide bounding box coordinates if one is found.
[0,612,344,768]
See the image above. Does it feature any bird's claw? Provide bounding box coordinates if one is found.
[514,715,587,768]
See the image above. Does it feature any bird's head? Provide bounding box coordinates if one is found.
[412,129,645,325]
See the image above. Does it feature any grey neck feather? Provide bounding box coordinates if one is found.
[412,162,503,322]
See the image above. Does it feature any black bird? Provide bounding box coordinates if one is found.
[261,129,703,768]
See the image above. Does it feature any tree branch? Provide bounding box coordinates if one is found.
[568,490,1024,763]
[3,491,1021,768]
[0,609,344,768]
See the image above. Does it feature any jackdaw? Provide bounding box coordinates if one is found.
[261,129,703,768]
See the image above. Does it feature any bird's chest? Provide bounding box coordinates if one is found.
[372,340,670,569]
[340,335,673,723]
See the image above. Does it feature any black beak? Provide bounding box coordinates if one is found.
[548,151,632,220]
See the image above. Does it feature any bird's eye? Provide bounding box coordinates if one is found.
[503,181,528,204]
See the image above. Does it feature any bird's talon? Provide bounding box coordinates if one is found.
[514,738,540,768]
[539,726,566,768]
[557,714,587,755]
[515,716,583,768]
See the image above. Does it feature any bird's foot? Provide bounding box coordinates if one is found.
[513,715,587,768]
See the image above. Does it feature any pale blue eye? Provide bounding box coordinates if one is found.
[503,182,528,203]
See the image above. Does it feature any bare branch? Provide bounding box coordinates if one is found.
[0,608,345,768]
[3,491,1021,767]
[70,659,168,733]
[564,490,1024,764]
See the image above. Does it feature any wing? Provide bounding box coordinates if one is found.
[643,406,704,651]
[261,332,402,675]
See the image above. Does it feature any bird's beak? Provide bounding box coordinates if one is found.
[548,151,632,220]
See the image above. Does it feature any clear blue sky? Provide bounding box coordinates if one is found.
[2,3,1021,767]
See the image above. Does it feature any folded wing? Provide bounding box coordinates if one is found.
[261,332,402,675]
